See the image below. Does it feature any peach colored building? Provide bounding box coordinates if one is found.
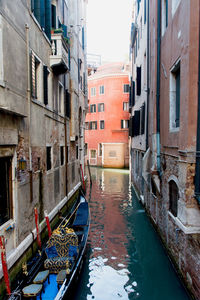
[85,63,130,168]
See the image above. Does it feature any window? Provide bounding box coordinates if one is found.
[124,84,129,93]
[31,0,51,39]
[121,120,129,129]
[66,146,69,163]
[76,145,79,160]
[60,146,64,166]
[123,102,129,111]
[72,161,75,182]
[99,85,104,95]
[43,65,49,105]
[89,121,97,130]
[98,103,104,112]
[90,150,96,159]
[85,143,88,156]
[90,104,96,113]
[162,0,168,36]
[99,143,102,156]
[91,87,96,96]
[100,120,105,129]
[169,180,179,217]
[170,61,180,130]
[31,52,40,99]
[65,89,71,118]
[136,66,141,96]
[46,146,52,170]
[0,157,12,226]
[59,83,64,114]
[85,122,89,130]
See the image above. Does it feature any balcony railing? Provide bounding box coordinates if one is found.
[50,33,70,75]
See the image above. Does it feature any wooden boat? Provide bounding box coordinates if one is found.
[8,190,90,300]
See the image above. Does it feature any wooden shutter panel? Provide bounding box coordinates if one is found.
[40,0,45,29]
[89,122,92,130]
[95,121,97,129]
[134,110,140,136]
[98,104,100,112]
[82,27,85,50]
[141,103,145,135]
[175,69,180,127]
[129,117,132,136]
[51,5,56,29]
[65,89,71,118]
[136,66,141,96]
[43,65,48,105]
[45,0,51,40]
[121,120,123,129]
[34,0,41,23]
[94,105,96,112]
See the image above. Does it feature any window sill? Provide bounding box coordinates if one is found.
[170,127,179,133]
[168,211,200,234]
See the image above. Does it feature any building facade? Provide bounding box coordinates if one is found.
[85,63,130,168]
[130,0,200,298]
[0,0,87,296]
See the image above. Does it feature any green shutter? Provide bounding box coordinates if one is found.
[51,4,56,29]
[40,0,45,29]
[45,0,51,40]
[121,120,123,129]
[82,27,85,50]
[34,0,41,23]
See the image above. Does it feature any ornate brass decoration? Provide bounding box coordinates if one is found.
[22,262,28,276]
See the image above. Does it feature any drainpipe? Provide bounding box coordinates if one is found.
[146,0,150,150]
[156,0,161,175]
[195,7,200,205]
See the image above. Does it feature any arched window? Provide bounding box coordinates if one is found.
[169,180,179,217]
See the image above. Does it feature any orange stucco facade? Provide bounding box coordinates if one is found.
[85,63,130,168]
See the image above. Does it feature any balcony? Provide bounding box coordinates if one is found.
[50,33,70,75]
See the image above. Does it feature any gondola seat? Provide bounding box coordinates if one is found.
[22,284,42,299]
[44,227,78,273]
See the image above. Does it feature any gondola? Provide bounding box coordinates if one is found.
[8,190,90,300]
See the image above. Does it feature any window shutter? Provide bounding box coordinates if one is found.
[89,122,92,130]
[82,27,85,50]
[98,104,100,112]
[34,0,41,23]
[30,51,33,97]
[121,120,123,129]
[136,66,141,95]
[51,5,56,29]
[94,104,96,112]
[175,69,180,127]
[31,0,34,12]
[166,0,168,27]
[134,110,140,136]
[45,0,51,40]
[144,0,146,24]
[61,24,67,38]
[65,89,71,118]
[43,65,48,105]
[141,103,145,135]
[129,117,132,136]
[40,0,45,29]
[95,121,97,129]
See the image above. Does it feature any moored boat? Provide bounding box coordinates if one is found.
[8,190,90,300]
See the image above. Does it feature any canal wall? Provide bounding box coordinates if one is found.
[131,173,199,300]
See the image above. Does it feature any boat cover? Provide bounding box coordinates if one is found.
[73,202,89,226]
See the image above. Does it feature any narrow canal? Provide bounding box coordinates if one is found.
[73,167,191,300]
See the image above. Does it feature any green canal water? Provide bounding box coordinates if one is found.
[73,167,191,300]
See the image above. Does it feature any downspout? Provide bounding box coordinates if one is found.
[156,0,161,175]
[146,0,150,150]
[25,24,33,203]
[195,6,200,204]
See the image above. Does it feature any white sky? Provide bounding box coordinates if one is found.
[86,0,132,63]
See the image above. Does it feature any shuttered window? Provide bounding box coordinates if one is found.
[65,89,71,118]
[134,110,140,136]
[90,104,96,113]
[46,146,52,171]
[30,52,40,99]
[98,103,104,112]
[175,68,180,127]
[100,120,105,129]
[136,66,141,95]
[51,4,56,28]
[141,103,146,135]
[82,27,85,50]
[89,121,97,130]
[43,65,49,105]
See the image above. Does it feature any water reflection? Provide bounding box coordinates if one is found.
[73,167,191,300]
